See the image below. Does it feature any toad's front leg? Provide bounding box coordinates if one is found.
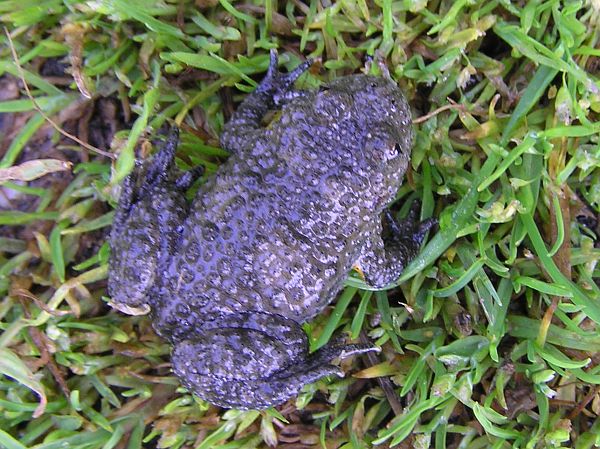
[108,128,204,314]
[356,203,436,289]
[220,50,312,154]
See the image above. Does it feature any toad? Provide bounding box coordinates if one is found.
[108,51,435,409]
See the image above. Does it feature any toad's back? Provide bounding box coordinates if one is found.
[150,75,415,337]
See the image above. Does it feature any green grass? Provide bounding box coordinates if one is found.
[1,1,600,448]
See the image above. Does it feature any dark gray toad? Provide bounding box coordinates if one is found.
[108,51,436,409]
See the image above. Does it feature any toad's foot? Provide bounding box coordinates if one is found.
[384,201,437,251]
[220,50,313,154]
[257,49,313,106]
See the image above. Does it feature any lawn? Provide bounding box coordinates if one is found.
[1,1,600,448]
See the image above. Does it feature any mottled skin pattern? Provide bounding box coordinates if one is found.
[108,52,435,409]
[108,129,204,314]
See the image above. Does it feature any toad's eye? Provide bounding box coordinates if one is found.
[382,143,399,161]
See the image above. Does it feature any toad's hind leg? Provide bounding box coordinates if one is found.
[108,127,203,313]
[220,50,313,154]
[356,202,436,289]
